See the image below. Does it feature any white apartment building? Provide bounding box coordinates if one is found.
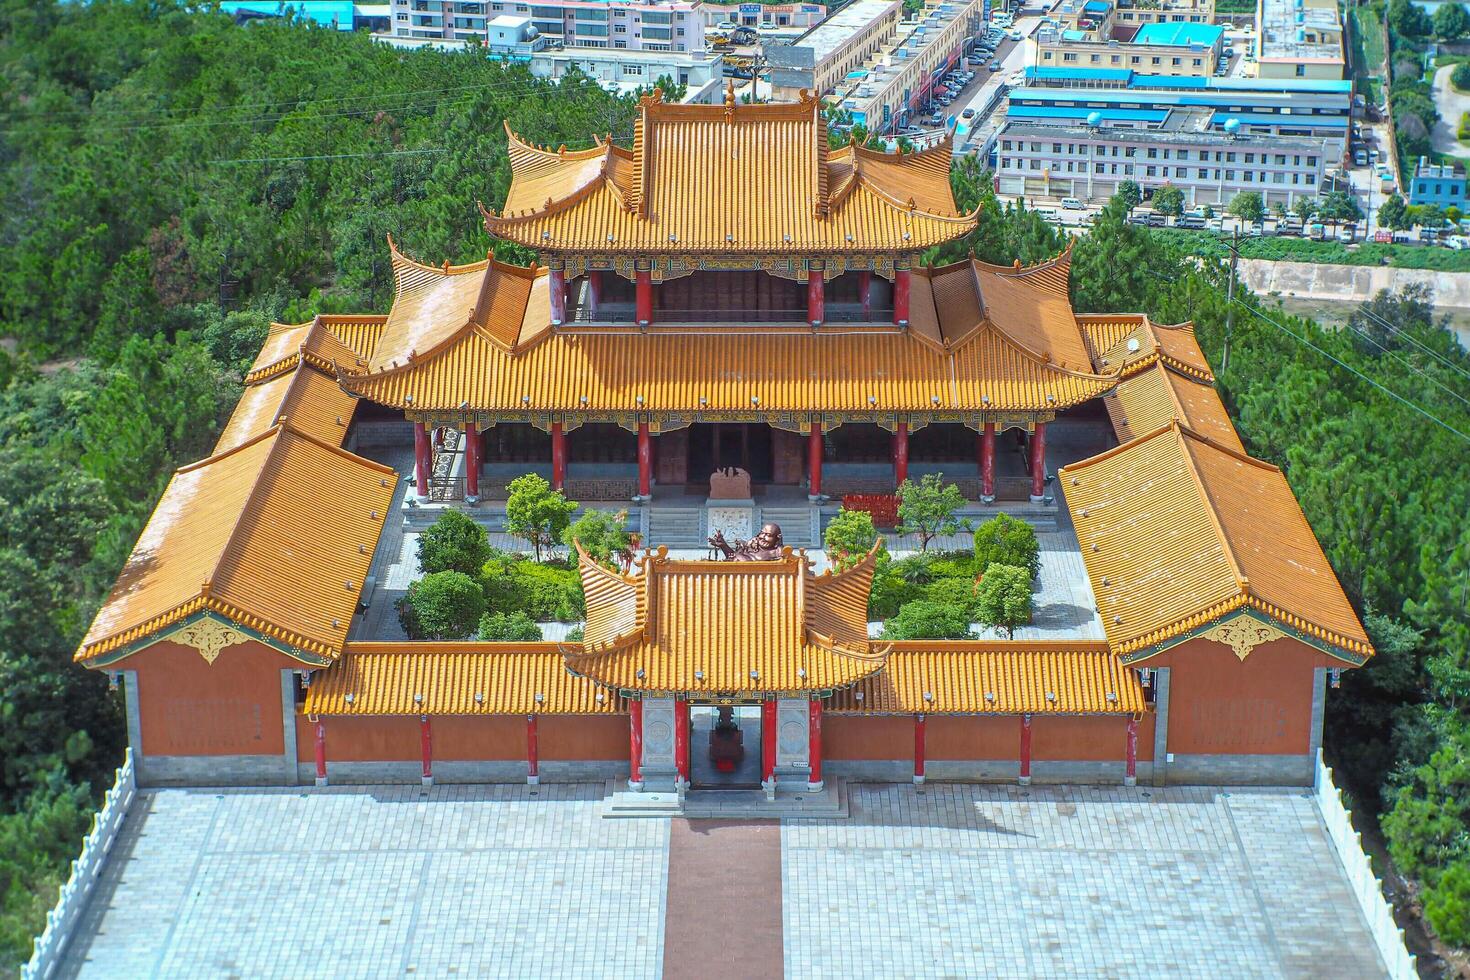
[767,0,903,102]
[391,0,706,52]
[995,123,1338,206]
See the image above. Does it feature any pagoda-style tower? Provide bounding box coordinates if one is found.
[481,86,977,329]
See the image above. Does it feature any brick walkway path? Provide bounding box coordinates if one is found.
[58,783,1385,979]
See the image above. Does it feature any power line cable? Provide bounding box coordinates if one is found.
[1345,319,1470,411]
[1235,299,1470,445]
[1350,303,1470,384]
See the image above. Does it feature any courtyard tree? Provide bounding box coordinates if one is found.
[562,507,630,568]
[1228,191,1266,228]
[505,473,578,561]
[879,599,974,640]
[973,563,1034,639]
[896,474,971,552]
[824,507,884,571]
[1152,185,1185,222]
[1391,0,1432,36]
[398,571,486,640]
[972,513,1041,581]
[416,509,492,577]
[1435,0,1468,39]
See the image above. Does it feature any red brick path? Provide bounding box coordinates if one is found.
[662,819,783,980]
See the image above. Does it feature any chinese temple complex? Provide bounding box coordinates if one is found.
[73,89,1373,796]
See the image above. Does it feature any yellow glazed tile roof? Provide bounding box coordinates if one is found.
[246,315,385,383]
[1061,423,1372,662]
[1104,362,1244,453]
[566,545,888,694]
[76,426,396,666]
[305,643,626,715]
[828,641,1147,714]
[1082,316,1214,382]
[338,264,1119,414]
[214,363,358,453]
[482,92,976,253]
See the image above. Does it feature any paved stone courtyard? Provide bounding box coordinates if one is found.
[59,783,1385,979]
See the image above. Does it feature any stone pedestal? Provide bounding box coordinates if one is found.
[706,500,755,543]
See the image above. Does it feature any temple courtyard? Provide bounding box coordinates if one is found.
[57,783,1384,978]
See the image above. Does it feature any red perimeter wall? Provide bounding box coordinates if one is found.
[130,638,295,757]
[296,713,629,762]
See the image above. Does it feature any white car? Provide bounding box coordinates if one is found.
[1447,235,1470,250]
[1008,29,1023,40]
[1060,197,1084,209]
[715,20,737,30]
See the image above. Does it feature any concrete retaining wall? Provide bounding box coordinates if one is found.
[1241,257,1470,309]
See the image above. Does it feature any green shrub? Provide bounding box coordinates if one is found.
[481,555,585,622]
[477,610,544,641]
[416,509,492,576]
[397,570,485,640]
[867,570,921,620]
[891,553,938,584]
[880,600,974,640]
[973,513,1041,581]
[924,577,979,619]
[1454,61,1470,91]
[973,563,1034,639]
[927,550,982,579]
[562,508,629,566]
[564,625,586,642]
[824,507,883,570]
[1425,859,1470,946]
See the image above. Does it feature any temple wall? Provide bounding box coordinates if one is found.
[131,639,295,757]
[1152,636,1321,757]
[824,715,910,760]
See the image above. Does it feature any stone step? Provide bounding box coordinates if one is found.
[600,780,849,819]
[757,506,817,547]
[645,508,706,549]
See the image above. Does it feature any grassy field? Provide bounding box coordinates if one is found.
[1351,5,1387,75]
[1154,228,1470,271]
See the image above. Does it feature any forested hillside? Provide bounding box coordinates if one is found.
[0,0,1468,970]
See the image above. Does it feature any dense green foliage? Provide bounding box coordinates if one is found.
[504,474,579,561]
[561,508,630,567]
[1153,227,1470,271]
[481,554,585,622]
[895,474,971,551]
[417,510,493,577]
[398,570,487,640]
[972,514,1041,582]
[973,564,1033,640]
[1455,61,1470,91]
[477,610,544,642]
[823,508,883,571]
[879,599,974,641]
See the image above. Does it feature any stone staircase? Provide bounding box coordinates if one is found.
[756,504,817,547]
[644,507,706,549]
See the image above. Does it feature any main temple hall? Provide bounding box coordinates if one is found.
[73,90,1374,795]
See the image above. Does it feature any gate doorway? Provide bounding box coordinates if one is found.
[689,705,762,789]
[687,424,773,484]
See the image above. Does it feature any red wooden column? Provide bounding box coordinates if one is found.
[464,422,480,503]
[1019,713,1033,785]
[761,700,778,794]
[636,422,652,500]
[420,715,433,786]
[628,699,644,791]
[550,421,566,491]
[1125,716,1138,787]
[807,267,825,325]
[635,269,653,325]
[413,422,431,503]
[893,421,910,488]
[549,268,566,325]
[808,699,824,791]
[527,714,540,786]
[913,714,927,785]
[674,700,691,789]
[807,421,824,500]
[1030,421,1047,502]
[859,270,873,318]
[893,268,911,326]
[980,422,996,503]
[314,720,327,787]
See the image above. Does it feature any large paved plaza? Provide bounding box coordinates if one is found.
[58,782,1385,979]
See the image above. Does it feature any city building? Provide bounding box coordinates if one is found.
[1035,0,1223,77]
[484,14,548,56]
[1408,156,1468,209]
[221,0,389,31]
[767,0,904,103]
[74,91,1372,794]
[996,124,1335,206]
[530,44,725,98]
[699,1,827,29]
[1255,0,1343,80]
[389,0,707,52]
[823,0,983,133]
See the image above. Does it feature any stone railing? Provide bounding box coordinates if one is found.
[1314,751,1417,980]
[24,748,137,980]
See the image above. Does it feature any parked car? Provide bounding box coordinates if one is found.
[1008,29,1023,39]
[989,60,1003,71]
[1353,149,1367,166]
[1337,228,1356,244]
[715,20,737,29]
[1178,216,1206,229]
[1060,197,1084,209]
[962,107,976,119]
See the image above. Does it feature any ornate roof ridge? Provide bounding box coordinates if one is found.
[386,234,492,277]
[977,317,1123,383]
[970,241,1074,285]
[503,119,609,163]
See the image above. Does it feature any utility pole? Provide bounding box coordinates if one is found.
[1223,227,1238,374]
